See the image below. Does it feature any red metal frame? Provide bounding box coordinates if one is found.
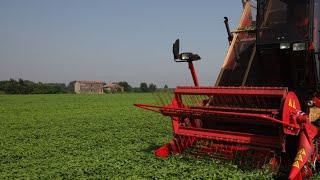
[135,86,319,179]
[188,62,199,87]
[134,1,320,178]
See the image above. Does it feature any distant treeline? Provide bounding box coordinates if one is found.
[0,79,168,94]
[118,81,160,93]
[0,79,68,94]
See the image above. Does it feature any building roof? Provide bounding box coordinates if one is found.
[76,80,104,84]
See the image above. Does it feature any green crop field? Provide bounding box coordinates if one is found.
[0,93,277,179]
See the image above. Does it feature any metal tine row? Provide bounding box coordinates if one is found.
[180,130,274,170]
[153,92,164,106]
[182,95,198,106]
[186,95,195,106]
[153,90,174,106]
[209,94,239,108]
[197,95,207,106]
[177,135,196,153]
[256,95,263,110]
[212,95,222,106]
[165,90,174,104]
[234,147,273,170]
[191,137,229,159]
[192,95,200,106]
[181,95,205,107]
[225,94,234,107]
[177,88,284,110]
[154,90,280,110]
[182,95,190,106]
[190,95,197,106]
[186,135,274,170]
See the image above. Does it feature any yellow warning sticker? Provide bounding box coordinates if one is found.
[289,99,292,107]
[297,148,306,156]
[292,148,306,169]
[293,161,300,168]
[288,98,297,109]
[294,154,303,162]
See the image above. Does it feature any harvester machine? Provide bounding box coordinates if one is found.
[135,0,320,179]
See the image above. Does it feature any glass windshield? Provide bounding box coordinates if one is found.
[258,0,309,44]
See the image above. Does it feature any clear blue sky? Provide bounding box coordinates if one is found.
[0,0,242,87]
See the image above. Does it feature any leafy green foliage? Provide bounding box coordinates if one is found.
[148,83,157,92]
[0,79,67,94]
[140,82,149,92]
[0,94,275,179]
[139,82,157,92]
[117,81,132,92]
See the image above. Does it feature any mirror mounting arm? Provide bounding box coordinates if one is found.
[188,61,199,87]
[224,17,233,44]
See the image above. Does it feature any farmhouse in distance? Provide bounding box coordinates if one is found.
[71,80,104,94]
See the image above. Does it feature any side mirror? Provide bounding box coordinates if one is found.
[180,53,201,61]
[172,39,201,62]
[173,39,180,59]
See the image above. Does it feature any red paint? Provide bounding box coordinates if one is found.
[188,62,199,87]
[155,144,171,158]
[135,86,319,179]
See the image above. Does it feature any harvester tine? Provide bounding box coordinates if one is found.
[193,95,199,105]
[261,96,267,109]
[186,95,191,106]
[155,92,165,106]
[194,95,201,105]
[190,95,197,106]
[230,95,236,107]
[211,95,217,106]
[215,95,220,106]
[163,92,170,106]
[163,91,170,105]
[190,95,196,106]
[224,95,230,107]
[167,91,173,104]
[237,95,244,107]
[255,95,261,109]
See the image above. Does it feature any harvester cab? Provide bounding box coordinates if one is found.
[135,0,320,179]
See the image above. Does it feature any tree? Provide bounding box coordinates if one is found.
[0,81,9,91]
[18,78,33,94]
[133,87,141,92]
[140,82,149,92]
[1,78,68,94]
[148,83,157,92]
[67,81,76,93]
[4,79,18,94]
[164,84,168,89]
[117,81,132,92]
